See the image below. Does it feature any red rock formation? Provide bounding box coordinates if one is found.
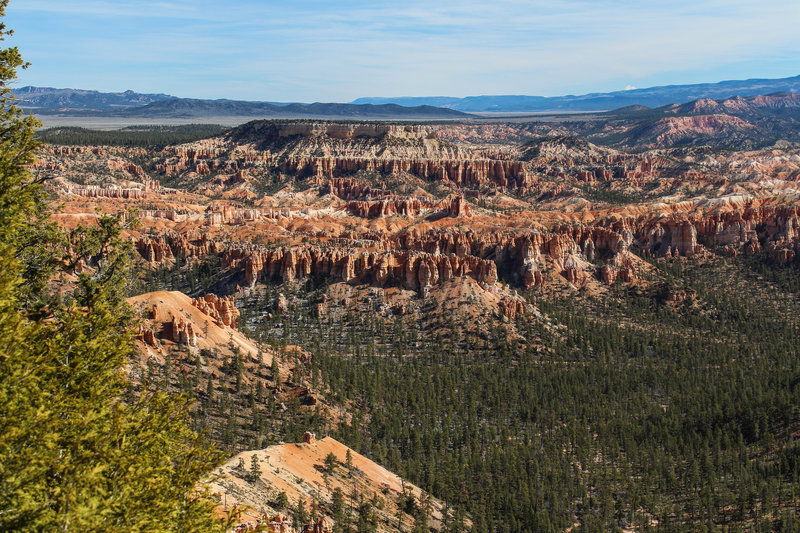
[284,156,531,189]
[64,184,146,199]
[220,245,498,291]
[147,303,199,346]
[136,234,223,263]
[326,178,382,200]
[521,262,543,288]
[302,518,333,533]
[126,163,147,179]
[346,197,430,218]
[345,194,471,219]
[196,161,210,175]
[133,195,800,295]
[235,514,294,533]
[388,203,800,285]
[599,264,618,285]
[499,297,526,320]
[136,325,158,347]
[440,195,472,217]
[193,294,240,328]
[136,236,174,262]
[169,317,198,347]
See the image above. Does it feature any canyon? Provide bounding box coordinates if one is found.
[34,115,800,328]
[32,104,800,531]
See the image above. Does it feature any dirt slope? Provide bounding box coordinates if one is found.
[212,436,447,532]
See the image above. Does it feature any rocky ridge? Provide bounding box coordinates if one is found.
[36,118,800,329]
[213,435,446,533]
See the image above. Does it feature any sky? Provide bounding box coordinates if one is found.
[6,0,800,102]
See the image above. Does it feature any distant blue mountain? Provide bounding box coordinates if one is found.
[13,86,176,110]
[108,99,471,119]
[17,74,800,117]
[350,75,800,112]
[14,87,472,119]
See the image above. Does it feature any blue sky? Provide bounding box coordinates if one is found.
[7,0,800,102]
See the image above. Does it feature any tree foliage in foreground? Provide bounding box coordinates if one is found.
[0,2,226,530]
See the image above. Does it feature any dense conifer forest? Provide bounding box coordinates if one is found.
[35,124,227,147]
[139,248,800,531]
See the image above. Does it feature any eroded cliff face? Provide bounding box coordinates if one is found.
[142,121,536,192]
[135,233,223,263]
[131,291,254,353]
[192,293,240,328]
[35,120,800,329]
[219,245,498,290]
[138,121,790,202]
[282,155,533,188]
[345,193,472,219]
[128,188,800,302]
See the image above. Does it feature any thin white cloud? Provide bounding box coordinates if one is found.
[8,0,800,101]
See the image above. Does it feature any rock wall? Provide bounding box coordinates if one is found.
[192,294,240,328]
[134,199,800,291]
[276,122,431,140]
[345,194,471,219]
[135,234,223,263]
[64,184,147,199]
[220,246,497,290]
[284,156,532,188]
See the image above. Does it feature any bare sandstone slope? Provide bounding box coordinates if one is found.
[212,435,447,532]
[128,290,262,363]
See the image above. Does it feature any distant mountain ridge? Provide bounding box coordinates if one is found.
[13,86,176,109]
[109,98,471,119]
[351,74,800,112]
[17,73,800,119]
[14,87,472,119]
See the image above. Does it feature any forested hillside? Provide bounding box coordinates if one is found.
[239,254,800,531]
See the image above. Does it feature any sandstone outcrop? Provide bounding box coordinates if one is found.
[63,184,147,199]
[499,297,526,320]
[346,197,433,218]
[283,156,532,189]
[192,294,240,328]
[345,194,471,219]
[136,234,223,263]
[214,436,444,533]
[38,119,800,310]
[220,245,498,291]
[130,196,800,293]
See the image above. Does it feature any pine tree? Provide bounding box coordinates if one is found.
[276,491,290,512]
[0,3,225,529]
[356,500,378,533]
[346,448,353,470]
[325,451,339,473]
[331,487,346,524]
[246,454,261,483]
[272,353,281,386]
[294,499,309,529]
